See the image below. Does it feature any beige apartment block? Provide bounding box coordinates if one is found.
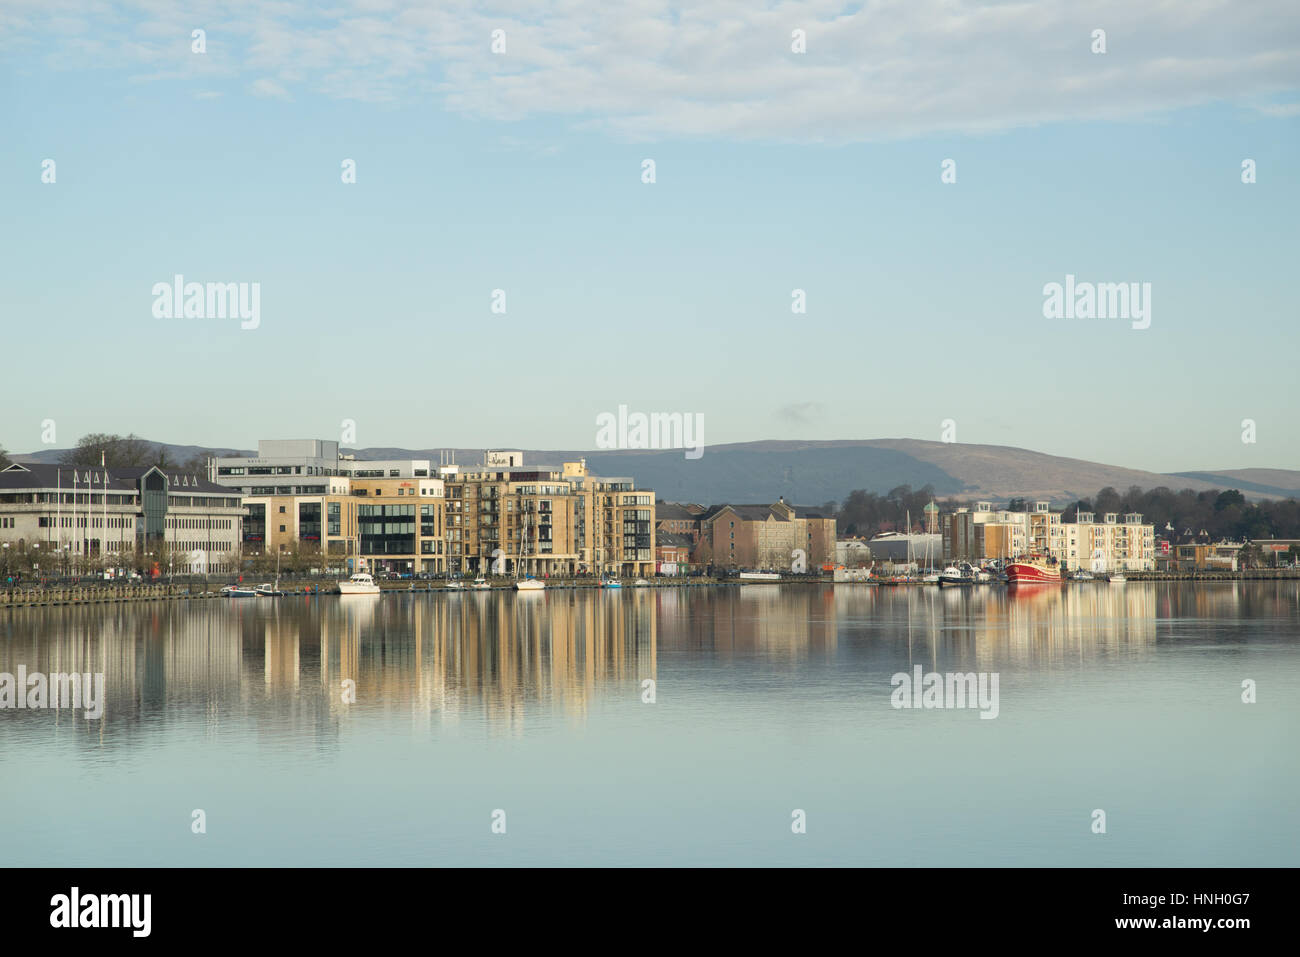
[1059,511,1155,572]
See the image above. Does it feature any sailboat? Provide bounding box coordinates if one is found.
[921,503,940,583]
[513,506,545,591]
[256,548,284,596]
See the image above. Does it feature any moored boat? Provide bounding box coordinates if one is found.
[338,572,380,595]
[938,563,976,586]
[514,578,545,591]
[221,584,258,598]
[470,577,491,590]
[1005,555,1062,584]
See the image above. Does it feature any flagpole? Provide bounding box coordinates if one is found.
[102,451,108,576]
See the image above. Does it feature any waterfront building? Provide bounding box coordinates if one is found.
[835,538,873,566]
[562,459,656,577]
[216,442,658,578]
[1059,511,1156,572]
[695,500,836,570]
[1172,540,1242,571]
[654,502,706,544]
[0,462,245,575]
[655,532,694,574]
[862,531,940,564]
[210,439,352,495]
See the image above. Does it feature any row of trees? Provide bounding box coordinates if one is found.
[835,485,945,537]
[1,539,346,582]
[0,435,213,473]
[61,433,213,472]
[830,483,1300,543]
[1062,486,1300,542]
[2,539,207,581]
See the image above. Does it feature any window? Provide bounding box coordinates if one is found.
[279,525,286,533]
[278,505,286,513]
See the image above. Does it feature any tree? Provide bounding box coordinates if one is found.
[181,450,215,474]
[1093,487,1122,516]
[62,433,153,468]
[1214,490,1246,512]
[0,444,10,468]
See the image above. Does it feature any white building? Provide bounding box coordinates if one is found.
[0,462,245,575]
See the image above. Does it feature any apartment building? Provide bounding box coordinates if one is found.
[562,460,655,577]
[443,462,580,577]
[216,442,658,577]
[1060,511,1156,572]
[0,462,245,574]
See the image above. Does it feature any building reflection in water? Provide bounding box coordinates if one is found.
[16,582,1294,744]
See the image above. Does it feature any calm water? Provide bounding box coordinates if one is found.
[2,583,1297,867]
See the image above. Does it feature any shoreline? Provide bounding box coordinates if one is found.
[4,570,1300,609]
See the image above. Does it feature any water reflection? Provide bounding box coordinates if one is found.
[2,583,1295,747]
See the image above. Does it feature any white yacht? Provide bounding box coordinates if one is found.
[338,572,380,595]
[938,563,975,586]
[471,577,491,590]
[514,578,545,592]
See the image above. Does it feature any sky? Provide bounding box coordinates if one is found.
[2,0,1298,473]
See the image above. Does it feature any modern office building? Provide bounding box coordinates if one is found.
[0,462,245,575]
[210,439,351,495]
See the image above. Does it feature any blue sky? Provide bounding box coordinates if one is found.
[2,1,1298,472]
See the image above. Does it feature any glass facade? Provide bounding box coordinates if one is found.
[359,504,415,555]
[244,503,266,543]
[299,502,321,541]
[141,472,167,541]
[624,509,651,559]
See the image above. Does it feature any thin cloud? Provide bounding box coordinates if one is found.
[778,402,826,424]
[3,1,1297,141]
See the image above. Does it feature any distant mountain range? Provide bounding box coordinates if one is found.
[11,438,1300,506]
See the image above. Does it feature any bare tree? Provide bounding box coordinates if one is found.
[62,433,153,468]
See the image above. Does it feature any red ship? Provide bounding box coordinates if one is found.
[1005,554,1061,584]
